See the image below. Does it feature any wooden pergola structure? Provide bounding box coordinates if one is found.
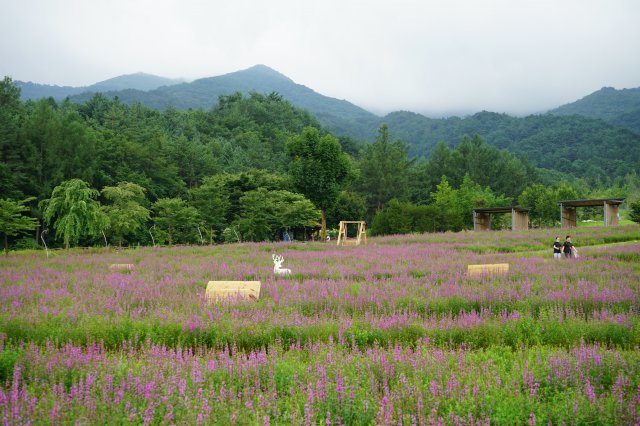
[559,198,624,228]
[473,207,531,231]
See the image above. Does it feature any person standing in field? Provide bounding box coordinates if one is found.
[563,235,574,259]
[553,236,562,259]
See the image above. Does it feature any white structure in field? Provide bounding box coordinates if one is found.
[272,254,291,275]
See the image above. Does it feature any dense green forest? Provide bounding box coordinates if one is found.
[65,65,379,140]
[549,86,640,134]
[378,111,640,186]
[18,66,640,189]
[1,76,639,250]
[61,68,640,188]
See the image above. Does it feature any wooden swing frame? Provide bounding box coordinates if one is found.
[336,221,367,246]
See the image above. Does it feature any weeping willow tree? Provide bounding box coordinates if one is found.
[42,179,107,249]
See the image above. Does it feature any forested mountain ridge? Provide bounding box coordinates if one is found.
[548,86,640,134]
[379,110,640,185]
[16,72,183,101]
[59,66,639,184]
[68,65,380,140]
[10,66,640,187]
[1,75,638,249]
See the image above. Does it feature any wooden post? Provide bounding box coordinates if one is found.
[512,209,529,230]
[560,204,577,228]
[473,211,491,231]
[358,222,367,245]
[337,221,347,245]
[604,201,619,226]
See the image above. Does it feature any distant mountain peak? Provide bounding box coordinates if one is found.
[235,64,293,82]
[247,64,276,72]
[90,73,182,91]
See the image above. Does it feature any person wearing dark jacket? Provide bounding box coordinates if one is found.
[553,236,562,259]
[563,235,574,259]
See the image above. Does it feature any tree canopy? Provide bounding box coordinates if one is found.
[101,182,150,246]
[0,198,37,253]
[1,77,638,251]
[42,179,106,249]
[355,124,411,215]
[286,127,353,239]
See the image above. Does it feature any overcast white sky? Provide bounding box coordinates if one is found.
[1,0,639,116]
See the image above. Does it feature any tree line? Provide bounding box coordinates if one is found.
[1,76,639,251]
[377,110,640,188]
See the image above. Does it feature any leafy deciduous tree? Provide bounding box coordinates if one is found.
[518,182,580,227]
[456,174,511,229]
[518,184,557,227]
[629,199,640,224]
[101,182,150,246]
[234,189,320,242]
[152,198,200,245]
[189,176,230,244]
[371,199,415,236]
[327,191,367,229]
[286,127,352,239]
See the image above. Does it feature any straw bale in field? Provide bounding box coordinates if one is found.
[206,281,261,302]
[467,263,509,277]
[109,263,135,271]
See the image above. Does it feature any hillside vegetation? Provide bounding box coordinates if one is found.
[549,86,640,134]
[16,72,182,101]
[1,75,639,250]
[68,65,380,140]
[382,111,640,184]
[13,67,640,188]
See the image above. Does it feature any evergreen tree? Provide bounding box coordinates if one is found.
[0,77,26,199]
[430,176,465,232]
[0,198,38,254]
[356,124,411,216]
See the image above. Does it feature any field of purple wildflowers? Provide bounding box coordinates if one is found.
[1,225,639,424]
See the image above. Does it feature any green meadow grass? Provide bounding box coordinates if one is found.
[1,224,639,424]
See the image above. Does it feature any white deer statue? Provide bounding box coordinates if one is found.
[272,254,291,275]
